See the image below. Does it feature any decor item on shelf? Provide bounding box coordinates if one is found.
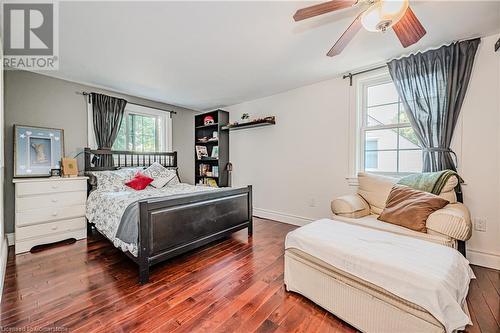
[211,146,219,158]
[195,145,209,160]
[207,178,218,187]
[61,157,79,177]
[14,125,64,178]
[223,116,276,130]
[203,115,215,125]
[240,113,250,123]
[50,168,61,177]
[212,131,218,140]
[197,137,209,143]
[197,177,219,188]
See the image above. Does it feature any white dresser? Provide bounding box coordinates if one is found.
[13,177,88,254]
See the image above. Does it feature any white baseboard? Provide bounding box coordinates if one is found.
[0,236,8,303]
[253,208,314,227]
[6,233,14,246]
[467,248,500,270]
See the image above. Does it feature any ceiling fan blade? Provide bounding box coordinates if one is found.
[327,14,362,57]
[392,6,427,48]
[293,0,356,22]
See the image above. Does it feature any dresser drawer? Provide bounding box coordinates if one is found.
[16,217,86,241]
[16,180,87,197]
[16,191,87,211]
[16,205,86,227]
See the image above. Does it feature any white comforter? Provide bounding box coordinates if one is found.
[285,219,474,333]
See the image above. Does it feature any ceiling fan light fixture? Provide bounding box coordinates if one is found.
[361,0,409,32]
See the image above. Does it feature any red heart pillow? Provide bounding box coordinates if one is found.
[125,172,154,190]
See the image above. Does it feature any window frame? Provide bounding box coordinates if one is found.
[356,72,422,177]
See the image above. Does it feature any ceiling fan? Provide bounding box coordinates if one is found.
[293,0,426,57]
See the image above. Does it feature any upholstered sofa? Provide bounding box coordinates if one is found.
[331,173,472,251]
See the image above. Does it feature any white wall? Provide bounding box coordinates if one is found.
[227,34,500,269]
[227,77,353,225]
[459,34,500,269]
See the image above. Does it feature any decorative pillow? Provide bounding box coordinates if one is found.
[378,185,449,233]
[88,167,144,191]
[125,172,154,190]
[143,162,178,188]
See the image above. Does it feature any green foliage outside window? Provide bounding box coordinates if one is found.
[113,113,159,152]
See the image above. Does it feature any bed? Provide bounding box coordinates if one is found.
[84,148,252,284]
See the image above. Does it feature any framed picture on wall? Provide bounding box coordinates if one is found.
[14,125,64,177]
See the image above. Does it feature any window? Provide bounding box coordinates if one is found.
[358,75,422,175]
[112,104,171,152]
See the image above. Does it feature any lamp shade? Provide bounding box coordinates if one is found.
[361,0,409,32]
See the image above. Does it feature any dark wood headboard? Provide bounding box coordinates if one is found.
[84,148,177,171]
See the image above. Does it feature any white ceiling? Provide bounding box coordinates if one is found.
[46,1,500,110]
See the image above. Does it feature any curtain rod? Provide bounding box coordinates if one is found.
[342,65,387,86]
[80,91,177,115]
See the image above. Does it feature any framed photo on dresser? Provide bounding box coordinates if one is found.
[14,125,64,177]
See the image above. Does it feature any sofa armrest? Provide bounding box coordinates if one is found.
[331,194,370,219]
[426,203,472,241]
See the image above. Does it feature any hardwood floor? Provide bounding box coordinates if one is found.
[1,218,499,333]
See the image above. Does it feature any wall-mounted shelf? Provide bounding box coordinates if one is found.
[195,123,219,129]
[222,117,276,131]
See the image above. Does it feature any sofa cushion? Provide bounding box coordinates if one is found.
[357,172,397,214]
[331,194,370,218]
[378,185,449,233]
[332,214,455,248]
[426,203,472,241]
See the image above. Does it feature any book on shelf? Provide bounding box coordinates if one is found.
[199,164,210,176]
[195,145,208,160]
[211,146,219,158]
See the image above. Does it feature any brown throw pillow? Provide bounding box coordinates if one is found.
[378,185,449,233]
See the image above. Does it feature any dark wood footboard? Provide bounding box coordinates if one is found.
[135,185,253,284]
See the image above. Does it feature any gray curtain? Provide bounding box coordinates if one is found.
[387,38,480,172]
[92,93,127,167]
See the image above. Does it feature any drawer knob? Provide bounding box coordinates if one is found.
[51,226,58,230]
[52,199,58,203]
[52,212,58,216]
[51,185,58,189]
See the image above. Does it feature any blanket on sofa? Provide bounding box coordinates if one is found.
[398,170,461,194]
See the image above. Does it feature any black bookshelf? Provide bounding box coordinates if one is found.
[194,110,229,187]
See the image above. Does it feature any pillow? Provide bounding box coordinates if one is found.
[357,172,398,214]
[87,167,144,191]
[143,162,178,188]
[125,172,154,190]
[378,185,449,233]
